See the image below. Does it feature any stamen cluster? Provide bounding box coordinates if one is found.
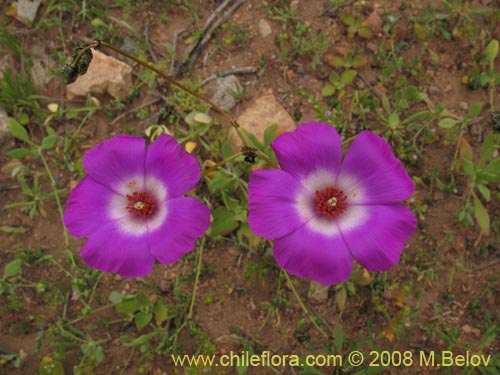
[313,187,348,220]
[126,191,156,218]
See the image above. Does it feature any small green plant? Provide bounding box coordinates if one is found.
[339,12,372,39]
[455,133,499,242]
[321,69,357,98]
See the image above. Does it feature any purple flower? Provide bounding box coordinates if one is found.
[248,122,416,285]
[64,134,210,278]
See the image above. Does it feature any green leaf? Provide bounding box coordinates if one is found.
[328,56,345,68]
[340,69,357,85]
[466,103,482,119]
[388,112,400,129]
[473,195,490,235]
[210,206,239,237]
[136,291,152,307]
[154,300,171,323]
[321,84,336,97]
[7,147,32,159]
[94,345,105,363]
[484,39,499,65]
[438,117,460,129]
[483,159,500,182]
[458,137,473,161]
[479,133,495,167]
[135,311,153,329]
[1,225,28,234]
[221,141,233,159]
[40,134,58,150]
[8,117,31,144]
[4,259,22,279]
[335,325,344,353]
[402,111,431,125]
[476,184,491,201]
[109,291,124,304]
[263,124,278,146]
[462,159,475,178]
[335,287,347,313]
[381,95,391,114]
[208,171,237,192]
[328,71,340,83]
[116,297,142,314]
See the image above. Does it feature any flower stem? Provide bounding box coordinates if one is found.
[96,41,243,132]
[188,237,205,320]
[255,150,279,169]
[37,148,69,248]
[66,304,114,325]
[200,152,244,179]
[283,271,328,338]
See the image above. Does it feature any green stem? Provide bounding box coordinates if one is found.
[66,304,114,325]
[37,148,70,248]
[283,271,328,338]
[200,152,244,179]
[188,237,205,320]
[97,41,243,132]
[255,150,279,169]
[88,273,104,305]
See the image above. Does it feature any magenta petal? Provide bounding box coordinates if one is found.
[148,197,210,264]
[339,131,414,204]
[82,135,146,193]
[339,204,416,272]
[80,223,154,278]
[145,134,201,198]
[273,225,353,285]
[64,177,115,237]
[248,169,308,240]
[271,122,342,179]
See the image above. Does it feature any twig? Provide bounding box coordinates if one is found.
[201,66,259,86]
[144,18,158,63]
[475,258,500,271]
[175,0,245,77]
[181,0,232,66]
[109,98,161,126]
[169,29,184,76]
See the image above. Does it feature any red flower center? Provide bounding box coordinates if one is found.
[313,186,348,220]
[126,191,157,219]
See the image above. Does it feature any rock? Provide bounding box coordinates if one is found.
[231,94,296,149]
[66,49,133,99]
[0,107,14,155]
[12,0,41,25]
[258,19,272,38]
[308,281,330,304]
[206,75,242,112]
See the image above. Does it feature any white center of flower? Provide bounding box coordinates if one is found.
[109,176,168,236]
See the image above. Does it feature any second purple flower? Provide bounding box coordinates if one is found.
[248,122,417,285]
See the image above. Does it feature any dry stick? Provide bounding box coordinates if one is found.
[109,98,162,126]
[204,0,233,31]
[177,0,233,73]
[144,18,158,64]
[175,0,245,77]
[201,66,259,86]
[188,0,245,68]
[169,29,184,76]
